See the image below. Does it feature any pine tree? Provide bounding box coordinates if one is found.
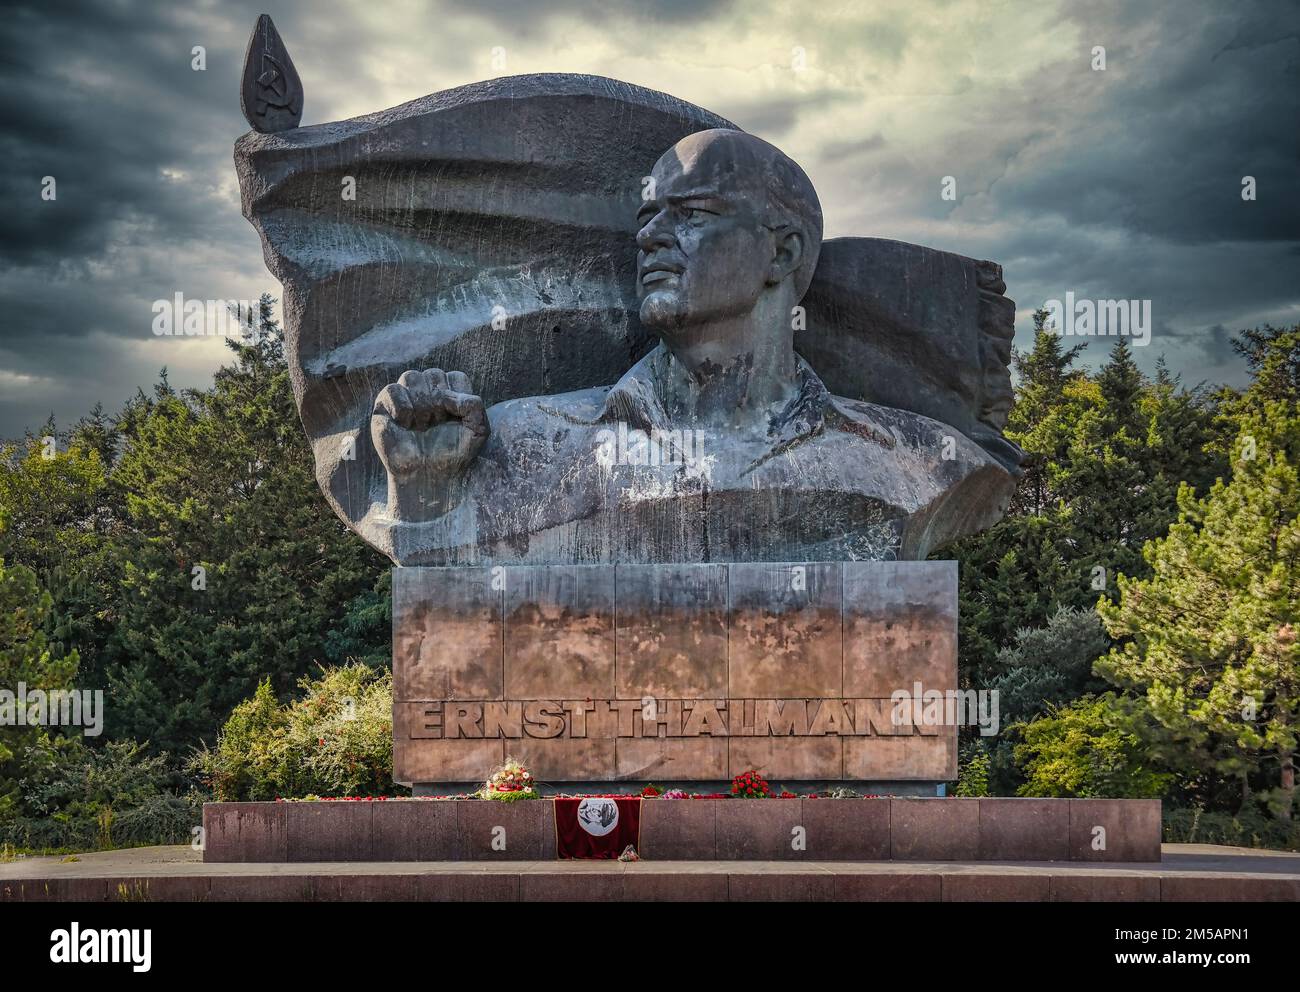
[1006,308,1088,515]
[103,295,390,753]
[947,313,1225,714]
[0,426,118,689]
[1232,324,1300,406]
[0,559,80,816]
[1097,329,1300,819]
[1096,337,1145,438]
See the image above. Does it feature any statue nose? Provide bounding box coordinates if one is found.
[636,215,675,252]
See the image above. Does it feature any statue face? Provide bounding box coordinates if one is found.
[636,132,776,337]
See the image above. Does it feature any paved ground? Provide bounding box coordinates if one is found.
[2,844,1296,901]
[3,842,1299,877]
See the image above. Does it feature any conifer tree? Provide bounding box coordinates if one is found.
[103,295,389,753]
[1098,328,1300,818]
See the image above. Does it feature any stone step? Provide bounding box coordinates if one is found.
[4,846,1300,902]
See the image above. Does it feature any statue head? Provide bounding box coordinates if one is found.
[635,129,823,344]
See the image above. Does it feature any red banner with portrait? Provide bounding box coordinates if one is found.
[554,797,642,859]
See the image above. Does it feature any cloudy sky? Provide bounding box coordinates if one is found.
[2,0,1297,440]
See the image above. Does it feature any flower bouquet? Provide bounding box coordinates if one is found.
[481,757,539,801]
[730,769,772,799]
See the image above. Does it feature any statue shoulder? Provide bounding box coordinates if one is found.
[828,394,1003,468]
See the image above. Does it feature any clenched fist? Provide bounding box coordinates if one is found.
[370,369,489,520]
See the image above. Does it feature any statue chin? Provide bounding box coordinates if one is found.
[639,291,761,337]
[638,291,688,329]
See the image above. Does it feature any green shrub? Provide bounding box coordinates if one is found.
[1163,806,1300,852]
[1,736,202,851]
[0,557,80,817]
[1014,693,1173,798]
[192,663,401,801]
[954,747,991,797]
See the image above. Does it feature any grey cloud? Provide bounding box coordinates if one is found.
[0,0,1295,440]
[722,89,858,138]
[819,132,886,162]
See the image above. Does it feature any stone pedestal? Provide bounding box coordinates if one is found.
[200,798,1164,864]
[392,560,958,788]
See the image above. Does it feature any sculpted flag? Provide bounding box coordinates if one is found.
[554,797,641,859]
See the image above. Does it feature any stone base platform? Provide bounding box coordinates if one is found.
[4,845,1298,902]
[201,797,1162,863]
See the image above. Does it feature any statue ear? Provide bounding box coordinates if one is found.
[767,228,804,286]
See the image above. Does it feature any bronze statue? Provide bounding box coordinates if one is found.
[236,27,1022,567]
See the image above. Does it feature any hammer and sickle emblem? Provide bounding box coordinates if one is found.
[255,53,298,115]
[240,15,303,132]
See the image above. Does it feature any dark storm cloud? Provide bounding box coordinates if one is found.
[845,0,1299,377]
[1,1,245,267]
[999,0,1300,245]
[0,1,269,441]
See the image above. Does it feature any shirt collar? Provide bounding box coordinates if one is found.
[597,343,881,451]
